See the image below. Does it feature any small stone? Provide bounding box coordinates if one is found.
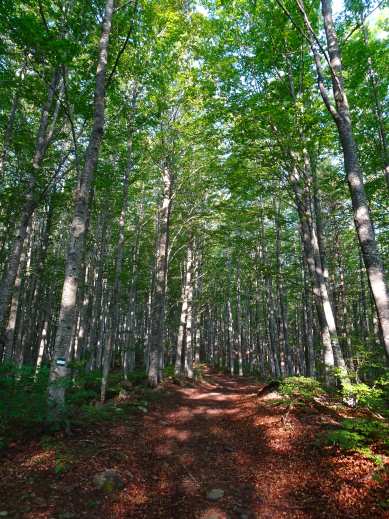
[206,488,224,501]
[93,469,125,492]
[0,512,8,517]
[117,389,131,401]
[137,406,148,413]
[201,511,227,519]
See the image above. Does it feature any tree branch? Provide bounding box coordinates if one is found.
[106,0,138,88]
[342,0,386,45]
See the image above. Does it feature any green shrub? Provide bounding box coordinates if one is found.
[126,369,147,385]
[0,361,155,447]
[0,363,49,438]
[279,376,324,401]
[342,418,389,444]
[340,372,389,414]
[325,429,365,450]
[76,402,119,423]
[67,388,99,407]
[163,365,175,378]
[322,417,388,464]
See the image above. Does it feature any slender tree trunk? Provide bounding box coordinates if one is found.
[87,214,108,370]
[74,262,93,362]
[0,69,60,344]
[292,167,335,377]
[101,93,137,401]
[175,263,189,376]
[266,276,281,378]
[299,0,389,359]
[227,298,234,376]
[310,176,347,372]
[275,201,291,375]
[236,266,244,376]
[302,261,315,376]
[184,240,194,378]
[48,0,114,407]
[13,223,34,367]
[124,201,143,376]
[148,164,173,387]
[3,228,29,362]
[226,258,235,375]
[25,200,54,363]
[322,1,389,358]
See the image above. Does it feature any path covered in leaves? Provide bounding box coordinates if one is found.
[0,373,388,518]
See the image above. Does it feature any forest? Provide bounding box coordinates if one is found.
[0,0,388,518]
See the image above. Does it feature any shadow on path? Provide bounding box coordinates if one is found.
[0,371,387,519]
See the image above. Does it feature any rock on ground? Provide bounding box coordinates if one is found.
[93,469,125,492]
[207,489,225,501]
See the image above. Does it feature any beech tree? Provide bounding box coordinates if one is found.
[0,0,387,408]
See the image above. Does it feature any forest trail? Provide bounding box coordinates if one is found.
[0,372,387,519]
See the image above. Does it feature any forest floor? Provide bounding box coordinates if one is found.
[0,371,388,519]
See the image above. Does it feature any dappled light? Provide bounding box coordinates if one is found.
[2,371,387,518]
[0,0,388,517]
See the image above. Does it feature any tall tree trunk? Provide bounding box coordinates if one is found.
[227,258,235,375]
[48,0,114,407]
[3,227,29,362]
[275,201,291,375]
[101,92,137,401]
[87,213,108,371]
[124,200,143,376]
[0,69,60,345]
[302,261,315,376]
[236,265,244,376]
[175,262,189,376]
[309,170,347,372]
[183,240,194,378]
[25,200,54,364]
[148,164,173,387]
[321,0,389,359]
[291,166,335,378]
[298,0,389,359]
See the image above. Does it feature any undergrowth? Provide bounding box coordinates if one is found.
[279,376,324,402]
[163,363,206,382]
[276,375,389,465]
[320,418,389,465]
[276,373,388,415]
[0,362,151,449]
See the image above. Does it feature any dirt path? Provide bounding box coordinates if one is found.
[0,373,388,519]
